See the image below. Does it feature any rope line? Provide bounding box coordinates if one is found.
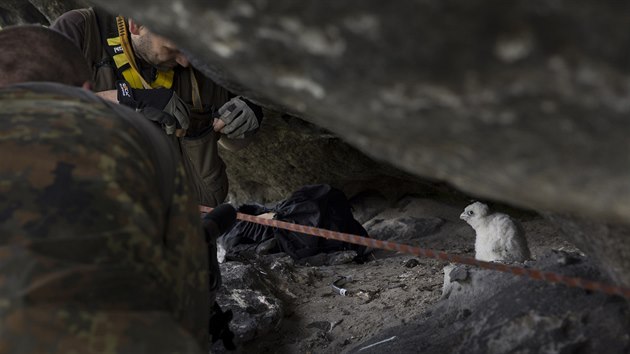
[200,205,630,299]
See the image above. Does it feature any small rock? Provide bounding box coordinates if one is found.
[307,321,331,331]
[404,258,421,268]
[553,250,582,266]
[328,250,359,265]
[458,308,472,320]
[449,266,470,282]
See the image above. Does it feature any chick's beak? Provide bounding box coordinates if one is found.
[459,212,467,220]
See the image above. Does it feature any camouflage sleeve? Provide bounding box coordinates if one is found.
[0,83,210,353]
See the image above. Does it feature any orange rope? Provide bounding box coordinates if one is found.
[200,205,630,299]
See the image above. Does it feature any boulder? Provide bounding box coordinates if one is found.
[353,251,630,354]
[216,261,284,345]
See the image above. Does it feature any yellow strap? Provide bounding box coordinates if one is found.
[108,34,175,89]
[107,37,121,46]
[110,53,143,88]
[152,70,174,89]
[113,17,175,90]
[116,16,152,89]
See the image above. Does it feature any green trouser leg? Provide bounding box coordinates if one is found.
[179,129,229,207]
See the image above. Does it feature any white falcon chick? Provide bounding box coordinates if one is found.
[460,202,531,262]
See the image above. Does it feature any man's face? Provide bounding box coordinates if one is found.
[132,30,190,70]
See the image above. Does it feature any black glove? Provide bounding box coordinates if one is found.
[217,96,260,139]
[202,203,237,240]
[203,204,236,294]
[116,80,190,135]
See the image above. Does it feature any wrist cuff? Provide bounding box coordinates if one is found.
[115,80,137,107]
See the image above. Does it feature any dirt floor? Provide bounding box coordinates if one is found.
[221,196,580,354]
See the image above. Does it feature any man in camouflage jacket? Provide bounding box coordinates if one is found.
[0,25,227,353]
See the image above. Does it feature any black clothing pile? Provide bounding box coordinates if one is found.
[220,184,370,262]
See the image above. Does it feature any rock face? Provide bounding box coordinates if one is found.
[219,111,445,205]
[543,213,630,289]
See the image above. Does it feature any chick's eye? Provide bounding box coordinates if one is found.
[468,210,474,215]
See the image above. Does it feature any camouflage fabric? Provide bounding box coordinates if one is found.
[0,83,211,354]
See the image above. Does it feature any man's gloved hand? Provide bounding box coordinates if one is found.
[214,96,260,139]
[202,203,237,241]
[116,80,190,136]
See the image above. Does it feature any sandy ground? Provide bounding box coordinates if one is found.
[221,196,579,354]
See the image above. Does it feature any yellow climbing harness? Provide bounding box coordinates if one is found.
[106,16,204,112]
[105,16,174,89]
